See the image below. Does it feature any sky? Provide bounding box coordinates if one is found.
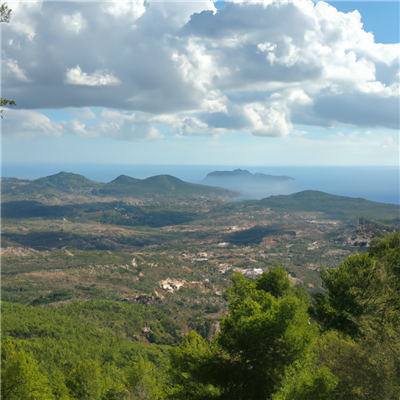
[1,0,399,167]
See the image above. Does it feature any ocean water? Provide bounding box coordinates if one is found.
[1,163,399,205]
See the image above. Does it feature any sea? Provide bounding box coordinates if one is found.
[1,163,399,205]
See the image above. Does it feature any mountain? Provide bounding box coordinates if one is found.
[202,169,295,199]
[247,190,399,220]
[202,169,295,188]
[1,172,102,201]
[204,169,294,182]
[1,172,241,203]
[99,174,241,200]
[33,172,101,191]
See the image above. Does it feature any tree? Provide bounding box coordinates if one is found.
[305,233,400,399]
[1,3,16,118]
[66,360,103,400]
[0,2,12,22]
[122,358,165,400]
[313,232,400,337]
[256,263,292,297]
[168,267,318,399]
[168,331,220,400]
[1,338,55,400]
[271,361,338,400]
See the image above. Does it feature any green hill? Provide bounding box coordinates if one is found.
[2,172,241,203]
[100,174,241,199]
[253,190,399,220]
[1,172,102,200]
[33,172,101,192]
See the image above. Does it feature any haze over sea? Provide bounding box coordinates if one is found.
[2,163,399,206]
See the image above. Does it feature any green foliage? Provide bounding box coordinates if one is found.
[168,331,220,400]
[1,338,55,400]
[2,300,182,346]
[256,264,292,297]
[168,267,318,399]
[66,360,103,400]
[0,2,12,23]
[272,363,338,400]
[2,300,176,400]
[314,233,400,336]
[187,316,213,339]
[0,98,16,118]
[121,358,164,400]
[309,234,400,398]
[272,330,400,400]
[217,273,318,399]
[313,331,400,399]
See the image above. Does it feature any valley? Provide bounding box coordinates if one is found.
[2,172,398,343]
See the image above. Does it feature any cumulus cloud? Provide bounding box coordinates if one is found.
[66,110,163,141]
[2,109,64,138]
[4,58,32,82]
[62,12,87,33]
[65,66,121,86]
[101,1,146,21]
[1,0,399,141]
[3,108,163,141]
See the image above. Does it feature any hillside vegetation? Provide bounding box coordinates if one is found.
[2,234,399,399]
[2,172,400,399]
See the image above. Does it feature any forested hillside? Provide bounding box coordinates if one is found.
[2,233,399,399]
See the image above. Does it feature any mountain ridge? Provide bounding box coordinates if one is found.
[1,172,242,203]
[205,169,294,181]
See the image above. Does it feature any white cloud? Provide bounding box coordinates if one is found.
[4,58,32,82]
[243,103,291,137]
[67,110,163,141]
[2,108,164,142]
[1,0,399,141]
[102,1,146,21]
[5,1,42,40]
[65,66,121,86]
[63,107,96,120]
[2,109,64,137]
[62,12,87,33]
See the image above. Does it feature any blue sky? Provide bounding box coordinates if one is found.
[2,0,399,166]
